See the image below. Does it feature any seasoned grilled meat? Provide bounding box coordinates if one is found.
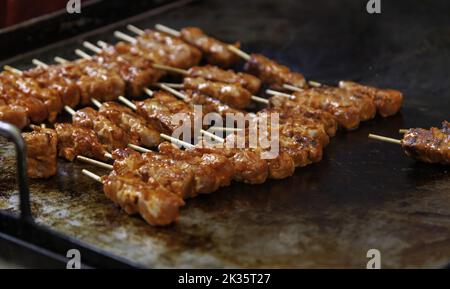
[180,27,240,68]
[95,42,165,97]
[289,88,361,130]
[268,96,337,137]
[22,126,57,178]
[0,80,48,123]
[187,65,261,94]
[112,148,197,199]
[401,121,449,165]
[72,107,137,151]
[339,81,403,117]
[56,59,126,105]
[0,104,29,129]
[0,71,62,122]
[25,66,81,108]
[102,172,184,226]
[319,86,376,121]
[182,90,242,116]
[183,77,252,109]
[159,142,234,194]
[137,29,202,69]
[55,123,108,162]
[194,140,270,184]
[98,101,161,148]
[135,91,203,136]
[244,54,306,89]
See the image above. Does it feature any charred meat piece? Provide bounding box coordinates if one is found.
[0,71,62,122]
[183,77,252,109]
[55,123,108,162]
[137,29,202,69]
[135,91,202,135]
[98,101,161,148]
[194,141,269,184]
[0,104,29,129]
[244,54,306,89]
[22,126,57,178]
[112,148,196,199]
[24,66,81,108]
[95,42,165,97]
[0,81,48,123]
[268,96,338,137]
[180,27,240,68]
[401,121,449,165]
[319,86,376,121]
[289,88,361,130]
[339,81,403,117]
[158,142,234,194]
[72,107,137,151]
[56,59,126,105]
[187,65,261,94]
[102,172,184,226]
[182,90,242,116]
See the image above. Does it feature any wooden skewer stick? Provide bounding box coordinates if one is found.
[128,143,151,153]
[75,49,92,60]
[32,59,49,68]
[227,45,251,61]
[158,82,184,89]
[399,129,408,134]
[154,24,181,37]
[159,84,187,100]
[77,155,113,170]
[83,41,102,54]
[266,89,293,98]
[82,169,103,183]
[97,41,108,49]
[160,133,194,149]
[3,65,23,75]
[308,80,322,87]
[368,134,401,145]
[118,96,137,110]
[282,84,304,92]
[114,31,137,44]
[152,63,188,75]
[127,24,145,36]
[54,56,69,64]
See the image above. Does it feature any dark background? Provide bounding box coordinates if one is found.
[0,0,449,268]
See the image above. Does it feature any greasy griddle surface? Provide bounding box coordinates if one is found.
[0,0,449,268]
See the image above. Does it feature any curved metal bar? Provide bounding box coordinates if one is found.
[0,121,32,221]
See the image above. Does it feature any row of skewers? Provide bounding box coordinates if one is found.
[2,23,447,226]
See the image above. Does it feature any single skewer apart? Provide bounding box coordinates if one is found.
[368,134,401,145]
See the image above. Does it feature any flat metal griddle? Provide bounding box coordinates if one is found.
[0,0,449,268]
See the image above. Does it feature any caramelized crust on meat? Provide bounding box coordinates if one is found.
[188,65,261,94]
[56,59,126,105]
[95,42,165,97]
[339,81,403,117]
[268,96,337,137]
[401,121,450,165]
[180,27,240,68]
[22,126,57,178]
[102,172,184,226]
[289,88,362,130]
[0,71,62,122]
[25,66,81,108]
[0,104,29,129]
[72,107,137,151]
[244,54,306,89]
[138,29,202,69]
[98,101,161,148]
[0,81,48,123]
[55,123,108,162]
[182,90,242,116]
[183,77,252,109]
[159,142,234,194]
